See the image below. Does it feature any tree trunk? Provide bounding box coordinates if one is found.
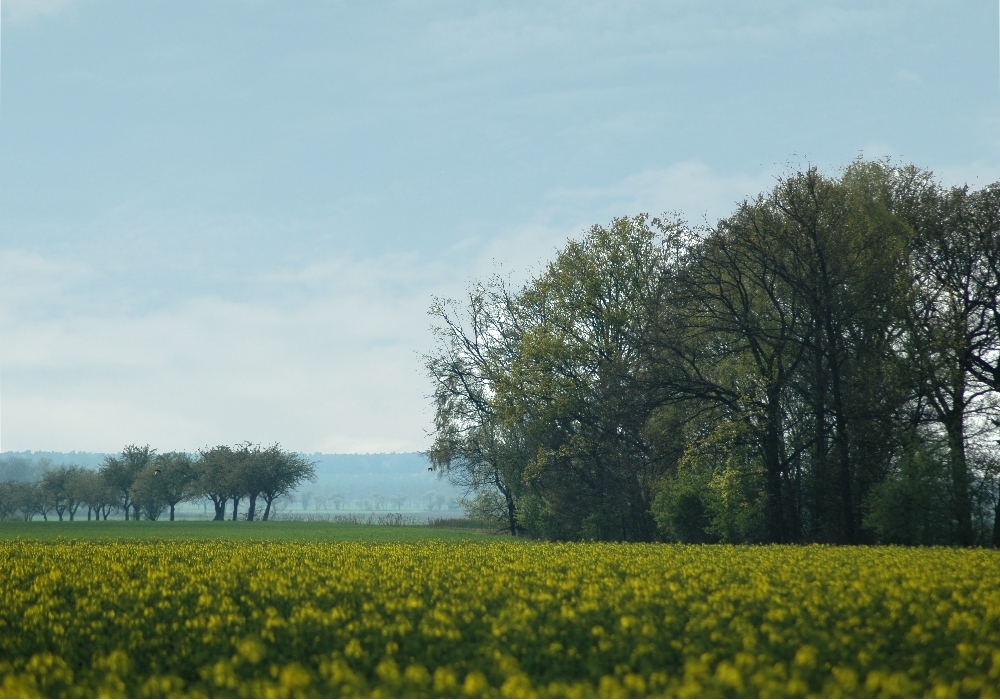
[943,408,973,545]
[247,494,258,521]
[494,470,517,536]
[762,387,785,543]
[231,497,240,521]
[992,494,1000,548]
[262,497,273,521]
[211,496,227,521]
[825,320,855,545]
[169,503,175,521]
[812,343,828,541]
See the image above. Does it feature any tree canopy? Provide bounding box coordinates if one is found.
[426,161,1000,545]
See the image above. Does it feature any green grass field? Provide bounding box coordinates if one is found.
[0,519,503,542]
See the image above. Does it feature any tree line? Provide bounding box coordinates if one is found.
[0,443,315,522]
[426,161,1000,546]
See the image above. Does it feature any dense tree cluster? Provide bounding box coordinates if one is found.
[0,443,315,522]
[427,161,1000,545]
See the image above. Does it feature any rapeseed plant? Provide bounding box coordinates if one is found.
[0,541,997,697]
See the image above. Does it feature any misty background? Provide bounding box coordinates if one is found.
[0,450,463,515]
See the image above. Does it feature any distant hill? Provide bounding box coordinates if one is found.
[1,450,109,470]
[301,452,460,510]
[0,451,109,481]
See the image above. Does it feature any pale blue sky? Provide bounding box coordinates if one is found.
[1,1,998,453]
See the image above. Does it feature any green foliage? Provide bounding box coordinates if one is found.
[428,215,684,541]
[651,471,715,544]
[863,436,954,545]
[427,159,1000,545]
[651,421,767,544]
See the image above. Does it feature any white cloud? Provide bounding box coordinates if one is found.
[1,0,74,25]
[0,249,92,322]
[0,252,441,454]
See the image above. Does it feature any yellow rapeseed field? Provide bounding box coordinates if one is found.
[0,540,998,698]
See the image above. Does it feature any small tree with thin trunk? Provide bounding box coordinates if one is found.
[41,467,70,521]
[256,445,316,521]
[101,445,155,521]
[155,452,197,521]
[195,446,235,521]
[75,469,116,520]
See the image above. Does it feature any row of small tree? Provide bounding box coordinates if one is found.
[0,443,315,522]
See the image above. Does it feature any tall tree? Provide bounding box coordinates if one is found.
[659,198,809,543]
[758,164,913,543]
[426,284,529,536]
[429,216,681,540]
[902,181,1000,545]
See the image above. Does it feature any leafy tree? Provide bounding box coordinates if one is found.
[100,445,155,520]
[131,468,168,521]
[428,216,681,540]
[75,469,116,520]
[423,490,448,511]
[252,444,315,521]
[0,481,15,520]
[13,481,44,521]
[61,466,88,520]
[154,452,198,521]
[427,160,1000,546]
[862,432,954,545]
[658,195,810,542]
[195,446,235,521]
[41,467,71,521]
[426,285,528,535]
[224,443,259,521]
[900,181,999,545]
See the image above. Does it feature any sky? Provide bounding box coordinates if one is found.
[1,1,999,454]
